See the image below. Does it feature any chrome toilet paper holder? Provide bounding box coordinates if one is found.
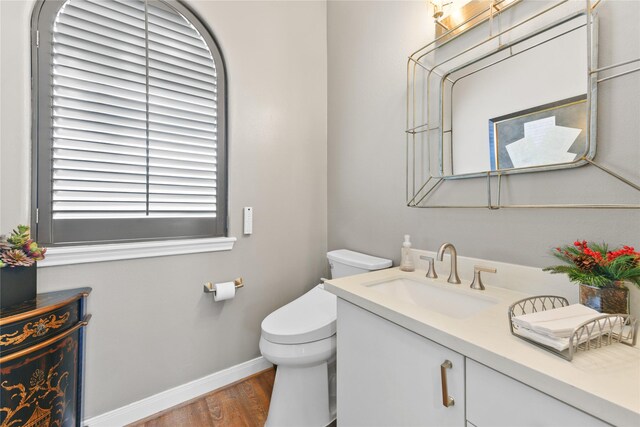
[203,277,244,295]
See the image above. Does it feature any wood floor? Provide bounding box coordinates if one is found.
[128,368,275,427]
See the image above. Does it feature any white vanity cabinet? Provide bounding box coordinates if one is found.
[337,299,610,427]
[337,299,465,426]
[466,359,608,427]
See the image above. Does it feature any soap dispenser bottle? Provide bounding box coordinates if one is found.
[400,235,415,272]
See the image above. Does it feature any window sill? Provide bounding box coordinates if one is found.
[37,237,236,267]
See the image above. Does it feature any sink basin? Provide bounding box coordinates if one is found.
[363,277,498,319]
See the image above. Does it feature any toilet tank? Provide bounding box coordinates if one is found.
[327,249,392,279]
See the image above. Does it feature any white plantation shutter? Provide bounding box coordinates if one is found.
[147,2,218,217]
[34,0,227,244]
[52,0,148,219]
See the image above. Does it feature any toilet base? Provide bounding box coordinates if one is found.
[266,361,333,427]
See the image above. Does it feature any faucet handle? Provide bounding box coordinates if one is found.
[470,265,497,290]
[419,256,438,279]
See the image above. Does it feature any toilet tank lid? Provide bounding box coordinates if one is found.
[327,249,392,270]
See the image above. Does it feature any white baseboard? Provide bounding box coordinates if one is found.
[84,356,273,427]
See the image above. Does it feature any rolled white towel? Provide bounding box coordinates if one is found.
[512,304,601,338]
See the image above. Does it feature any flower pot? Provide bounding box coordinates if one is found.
[579,282,629,314]
[0,265,37,310]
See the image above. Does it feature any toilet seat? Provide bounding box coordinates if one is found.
[261,285,336,345]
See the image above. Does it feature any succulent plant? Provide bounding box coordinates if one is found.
[0,225,46,268]
[1,249,36,268]
[6,225,31,247]
[23,239,46,261]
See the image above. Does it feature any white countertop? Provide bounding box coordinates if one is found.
[325,267,640,427]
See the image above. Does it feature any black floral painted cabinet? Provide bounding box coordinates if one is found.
[0,288,91,427]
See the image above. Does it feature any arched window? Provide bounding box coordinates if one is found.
[32,0,227,245]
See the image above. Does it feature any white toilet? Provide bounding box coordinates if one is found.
[260,249,392,426]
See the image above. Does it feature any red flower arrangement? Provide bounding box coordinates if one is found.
[544,240,640,289]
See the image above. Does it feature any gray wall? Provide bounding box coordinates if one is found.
[0,0,327,417]
[327,0,640,268]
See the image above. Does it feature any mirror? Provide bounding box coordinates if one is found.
[406,1,598,193]
[406,0,639,209]
[441,14,595,177]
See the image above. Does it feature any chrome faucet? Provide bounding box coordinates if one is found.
[437,243,461,284]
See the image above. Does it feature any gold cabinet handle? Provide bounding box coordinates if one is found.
[440,359,455,407]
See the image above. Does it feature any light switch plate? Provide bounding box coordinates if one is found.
[243,207,253,234]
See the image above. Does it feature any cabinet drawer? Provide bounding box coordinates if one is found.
[466,359,609,427]
[0,300,80,357]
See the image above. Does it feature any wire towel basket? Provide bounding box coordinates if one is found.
[508,295,638,361]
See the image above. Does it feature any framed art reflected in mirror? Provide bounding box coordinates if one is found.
[489,94,588,171]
